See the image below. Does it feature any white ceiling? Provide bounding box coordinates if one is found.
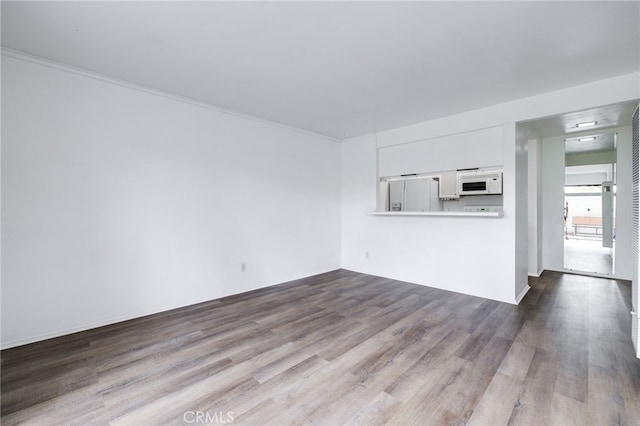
[529,102,639,139]
[524,100,637,155]
[565,132,616,155]
[2,1,639,139]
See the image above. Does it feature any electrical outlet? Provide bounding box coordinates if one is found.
[241,262,246,272]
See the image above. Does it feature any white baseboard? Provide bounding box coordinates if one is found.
[632,310,639,359]
[0,307,176,350]
[515,285,531,304]
[1,268,341,350]
[528,268,544,278]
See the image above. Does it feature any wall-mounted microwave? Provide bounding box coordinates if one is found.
[458,170,503,195]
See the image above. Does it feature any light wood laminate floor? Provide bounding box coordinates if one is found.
[2,270,639,425]
[564,238,613,276]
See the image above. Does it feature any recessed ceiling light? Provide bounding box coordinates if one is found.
[578,137,596,142]
[576,121,597,128]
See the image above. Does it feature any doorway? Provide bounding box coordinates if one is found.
[525,101,637,280]
[563,135,616,276]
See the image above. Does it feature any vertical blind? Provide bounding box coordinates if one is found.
[632,105,639,350]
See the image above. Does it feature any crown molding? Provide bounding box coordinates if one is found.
[1,47,342,143]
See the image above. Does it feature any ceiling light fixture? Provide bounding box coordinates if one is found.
[576,121,597,128]
[578,137,596,142]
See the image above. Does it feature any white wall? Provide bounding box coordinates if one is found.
[510,122,529,301]
[341,125,519,304]
[378,126,503,177]
[526,127,543,277]
[343,73,638,304]
[565,172,610,186]
[3,58,639,348]
[566,151,615,167]
[542,136,568,272]
[566,197,603,220]
[615,127,633,279]
[1,55,342,348]
[513,123,529,300]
